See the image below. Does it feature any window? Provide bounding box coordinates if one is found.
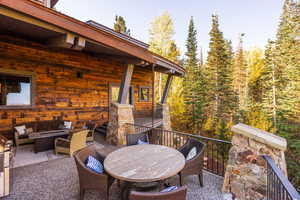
[109,84,134,105]
[0,73,32,107]
[139,86,150,102]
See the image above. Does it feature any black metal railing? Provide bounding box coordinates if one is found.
[126,123,232,177]
[133,104,163,119]
[263,155,300,200]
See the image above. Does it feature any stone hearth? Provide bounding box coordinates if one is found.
[223,123,287,200]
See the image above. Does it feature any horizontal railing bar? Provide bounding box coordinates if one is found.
[127,123,232,144]
[263,155,300,199]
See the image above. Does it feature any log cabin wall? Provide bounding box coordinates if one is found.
[0,35,153,139]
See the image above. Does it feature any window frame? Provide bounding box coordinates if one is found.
[109,83,134,106]
[0,69,36,109]
[138,86,151,102]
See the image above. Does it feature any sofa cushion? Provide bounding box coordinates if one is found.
[18,134,29,139]
[85,155,104,174]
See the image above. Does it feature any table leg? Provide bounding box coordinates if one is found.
[121,181,133,200]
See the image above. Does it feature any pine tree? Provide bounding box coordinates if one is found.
[273,0,299,120]
[183,16,199,131]
[205,15,237,128]
[233,34,247,111]
[114,15,130,35]
[182,17,207,133]
[262,40,278,127]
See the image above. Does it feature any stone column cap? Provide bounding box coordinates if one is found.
[231,123,287,151]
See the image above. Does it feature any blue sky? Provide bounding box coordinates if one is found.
[56,0,283,58]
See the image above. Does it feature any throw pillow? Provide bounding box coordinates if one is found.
[160,186,178,193]
[137,139,149,145]
[186,147,197,161]
[26,128,34,135]
[15,125,26,135]
[85,155,104,174]
[64,121,72,129]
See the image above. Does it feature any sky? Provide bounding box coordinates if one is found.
[55,0,284,58]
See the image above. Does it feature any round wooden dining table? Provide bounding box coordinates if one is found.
[104,144,185,199]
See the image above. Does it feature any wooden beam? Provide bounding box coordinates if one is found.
[72,37,86,51]
[47,34,86,50]
[46,33,75,49]
[118,64,134,104]
[161,74,173,104]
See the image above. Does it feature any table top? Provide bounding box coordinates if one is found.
[104,144,185,183]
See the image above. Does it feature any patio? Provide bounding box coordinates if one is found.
[4,140,226,200]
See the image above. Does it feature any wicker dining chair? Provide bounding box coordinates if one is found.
[129,186,187,200]
[126,132,149,146]
[178,138,206,187]
[55,130,88,156]
[74,145,114,200]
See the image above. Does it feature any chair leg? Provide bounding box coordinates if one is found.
[106,186,110,200]
[179,173,183,186]
[199,173,203,187]
[80,188,85,200]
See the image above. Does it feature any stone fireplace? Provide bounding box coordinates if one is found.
[223,123,287,200]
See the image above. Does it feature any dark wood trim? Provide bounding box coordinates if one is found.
[138,86,151,102]
[0,68,36,109]
[161,74,173,104]
[118,64,134,104]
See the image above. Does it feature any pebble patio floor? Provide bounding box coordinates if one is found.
[4,141,226,200]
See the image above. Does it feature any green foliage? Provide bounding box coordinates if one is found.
[233,34,247,111]
[148,2,300,191]
[205,15,237,126]
[182,16,207,133]
[114,15,130,35]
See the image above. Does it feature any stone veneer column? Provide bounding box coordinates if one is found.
[106,103,135,145]
[160,103,171,130]
[223,123,287,200]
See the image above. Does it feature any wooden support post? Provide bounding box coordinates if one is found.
[152,65,155,128]
[118,64,134,104]
[161,74,173,104]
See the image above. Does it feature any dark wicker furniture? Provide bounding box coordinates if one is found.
[29,130,69,153]
[14,120,63,146]
[129,185,187,200]
[126,132,149,146]
[178,138,205,187]
[74,145,114,200]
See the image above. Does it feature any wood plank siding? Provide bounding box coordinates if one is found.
[0,35,153,139]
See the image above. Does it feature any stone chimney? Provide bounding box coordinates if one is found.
[223,123,287,200]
